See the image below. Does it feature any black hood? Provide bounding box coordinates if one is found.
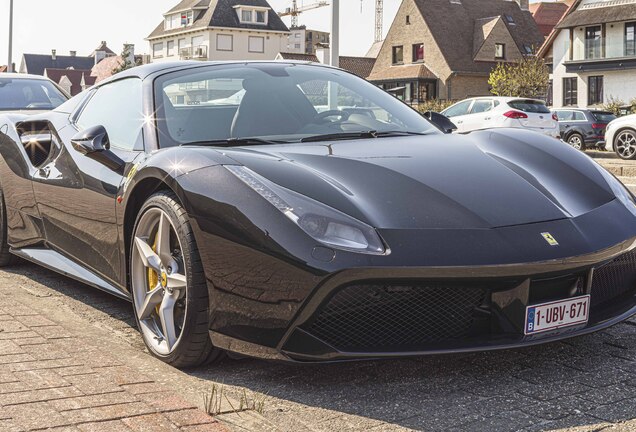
[219,129,615,230]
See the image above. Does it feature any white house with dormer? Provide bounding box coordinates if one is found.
[539,0,636,108]
[146,0,290,62]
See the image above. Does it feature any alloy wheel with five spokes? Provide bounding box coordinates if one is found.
[132,208,187,355]
[616,129,636,160]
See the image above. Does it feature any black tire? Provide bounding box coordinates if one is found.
[0,187,18,267]
[131,190,223,368]
[567,133,585,151]
[615,129,636,160]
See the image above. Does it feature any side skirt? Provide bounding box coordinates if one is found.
[11,248,130,301]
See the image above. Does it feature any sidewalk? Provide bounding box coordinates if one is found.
[0,290,227,432]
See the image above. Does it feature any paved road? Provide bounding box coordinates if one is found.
[4,151,636,432]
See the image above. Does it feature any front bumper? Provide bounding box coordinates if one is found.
[209,235,636,362]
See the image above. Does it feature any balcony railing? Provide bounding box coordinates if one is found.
[570,38,636,62]
[180,45,208,61]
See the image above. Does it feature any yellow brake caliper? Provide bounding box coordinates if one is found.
[147,234,161,314]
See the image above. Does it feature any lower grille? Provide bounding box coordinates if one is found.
[306,283,488,352]
[591,250,636,308]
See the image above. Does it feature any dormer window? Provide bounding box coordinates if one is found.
[505,14,515,25]
[235,6,269,25]
[164,10,194,30]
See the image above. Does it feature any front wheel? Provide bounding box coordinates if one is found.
[567,133,585,151]
[615,129,636,160]
[130,191,222,368]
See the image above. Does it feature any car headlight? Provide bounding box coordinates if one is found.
[226,165,386,255]
[593,162,636,216]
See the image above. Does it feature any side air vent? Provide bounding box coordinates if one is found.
[16,121,56,168]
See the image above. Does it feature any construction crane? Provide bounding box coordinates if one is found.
[278,0,330,28]
[360,0,384,43]
[374,0,383,43]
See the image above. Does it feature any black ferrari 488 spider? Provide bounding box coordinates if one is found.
[1,61,636,367]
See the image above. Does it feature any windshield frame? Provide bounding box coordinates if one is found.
[0,77,69,111]
[152,63,440,148]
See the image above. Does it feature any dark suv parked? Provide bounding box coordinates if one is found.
[552,108,616,151]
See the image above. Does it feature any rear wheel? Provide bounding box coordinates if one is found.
[615,129,636,160]
[567,133,585,151]
[130,191,222,368]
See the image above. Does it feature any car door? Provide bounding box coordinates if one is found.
[461,99,494,132]
[32,78,144,286]
[441,100,472,132]
[555,110,574,137]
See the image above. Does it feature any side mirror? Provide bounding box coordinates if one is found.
[424,111,458,134]
[71,125,124,173]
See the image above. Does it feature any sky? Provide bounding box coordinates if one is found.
[0,0,545,68]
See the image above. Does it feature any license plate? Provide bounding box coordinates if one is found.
[525,295,590,335]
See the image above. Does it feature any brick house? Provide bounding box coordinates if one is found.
[530,0,572,38]
[367,0,544,103]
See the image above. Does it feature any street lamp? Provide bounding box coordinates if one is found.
[7,0,14,72]
[328,0,339,109]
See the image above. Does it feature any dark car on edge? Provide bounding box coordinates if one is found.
[1,61,636,368]
[553,108,616,151]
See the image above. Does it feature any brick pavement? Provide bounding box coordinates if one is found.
[0,294,227,432]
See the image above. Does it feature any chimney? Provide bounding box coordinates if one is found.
[510,0,529,11]
[51,49,57,61]
[124,44,135,65]
[70,51,77,57]
[315,43,330,64]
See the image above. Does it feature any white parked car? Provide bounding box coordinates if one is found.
[604,114,636,160]
[441,97,560,138]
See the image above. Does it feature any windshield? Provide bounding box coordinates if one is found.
[591,111,616,123]
[155,63,438,147]
[0,77,68,111]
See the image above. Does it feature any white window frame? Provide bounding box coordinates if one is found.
[237,6,269,25]
[241,9,252,22]
[216,34,233,51]
[167,40,175,57]
[248,36,265,53]
[153,42,164,58]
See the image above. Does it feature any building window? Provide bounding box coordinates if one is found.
[248,36,265,53]
[522,44,533,55]
[180,10,194,26]
[295,43,301,49]
[167,40,175,57]
[392,46,403,64]
[626,22,636,56]
[563,77,578,106]
[495,43,505,60]
[588,76,604,105]
[216,34,233,51]
[412,43,424,62]
[585,25,602,59]
[546,79,553,106]
[505,14,515,25]
[406,15,410,25]
[241,10,252,22]
[178,38,187,56]
[256,10,266,23]
[153,42,164,58]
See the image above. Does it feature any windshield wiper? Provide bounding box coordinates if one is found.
[300,130,430,143]
[300,131,379,143]
[375,131,430,137]
[181,137,285,147]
